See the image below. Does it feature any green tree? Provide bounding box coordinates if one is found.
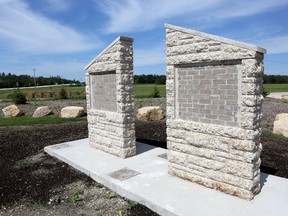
[12,90,27,104]
[151,84,160,98]
[59,86,68,99]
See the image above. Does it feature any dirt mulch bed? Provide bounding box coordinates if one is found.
[0,122,159,216]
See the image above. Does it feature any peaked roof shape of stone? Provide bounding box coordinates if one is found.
[165,24,266,54]
[84,36,133,70]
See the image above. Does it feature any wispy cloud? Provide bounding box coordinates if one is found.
[134,45,165,66]
[98,0,288,33]
[43,0,72,12]
[98,0,217,33]
[259,36,288,54]
[0,0,101,54]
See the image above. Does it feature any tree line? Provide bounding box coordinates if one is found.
[134,74,166,84]
[0,73,81,88]
[1,73,286,88]
[263,74,288,84]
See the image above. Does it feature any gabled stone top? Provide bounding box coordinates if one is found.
[165,24,266,54]
[84,36,133,70]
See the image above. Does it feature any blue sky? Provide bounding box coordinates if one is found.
[0,0,288,81]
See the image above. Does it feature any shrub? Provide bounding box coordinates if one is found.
[151,84,160,98]
[262,86,270,98]
[59,86,68,99]
[12,90,27,104]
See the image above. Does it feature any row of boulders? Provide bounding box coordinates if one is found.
[3,104,287,137]
[2,104,165,121]
[2,105,85,118]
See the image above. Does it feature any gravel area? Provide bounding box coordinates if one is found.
[262,98,288,131]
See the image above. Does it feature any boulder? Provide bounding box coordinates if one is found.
[61,106,85,118]
[33,106,53,117]
[2,105,23,117]
[273,113,288,137]
[282,95,288,100]
[137,106,165,121]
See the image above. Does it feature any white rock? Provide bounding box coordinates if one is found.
[137,106,165,121]
[61,106,85,118]
[33,106,53,117]
[273,113,288,137]
[2,105,23,117]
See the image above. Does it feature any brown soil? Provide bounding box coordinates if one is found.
[0,122,159,216]
[0,98,288,215]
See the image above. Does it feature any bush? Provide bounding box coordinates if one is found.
[59,86,68,99]
[262,86,270,98]
[150,84,160,98]
[12,90,27,104]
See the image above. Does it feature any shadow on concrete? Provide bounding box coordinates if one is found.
[260,172,269,190]
[136,142,157,155]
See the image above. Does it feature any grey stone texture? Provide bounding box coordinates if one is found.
[165,24,266,200]
[85,36,136,158]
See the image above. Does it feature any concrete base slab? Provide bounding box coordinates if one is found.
[267,92,288,99]
[44,139,288,216]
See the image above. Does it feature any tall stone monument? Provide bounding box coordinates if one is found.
[165,24,266,200]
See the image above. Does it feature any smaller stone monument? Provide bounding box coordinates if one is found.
[85,36,135,158]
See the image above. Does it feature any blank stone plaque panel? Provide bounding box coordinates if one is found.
[90,72,117,112]
[176,63,240,127]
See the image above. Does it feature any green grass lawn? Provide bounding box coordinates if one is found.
[264,84,288,93]
[0,85,85,100]
[134,84,166,98]
[1,83,287,101]
[0,84,166,100]
[0,116,87,127]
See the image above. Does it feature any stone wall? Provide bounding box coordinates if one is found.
[166,24,266,200]
[85,36,136,158]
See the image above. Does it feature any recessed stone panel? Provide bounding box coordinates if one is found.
[90,72,117,112]
[176,63,240,127]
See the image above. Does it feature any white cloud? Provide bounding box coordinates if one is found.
[134,45,165,66]
[98,0,288,33]
[0,0,101,54]
[98,0,217,33]
[260,36,288,54]
[44,0,72,12]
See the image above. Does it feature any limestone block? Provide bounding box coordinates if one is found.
[273,113,288,137]
[33,106,53,117]
[137,106,165,121]
[2,105,23,117]
[61,106,85,118]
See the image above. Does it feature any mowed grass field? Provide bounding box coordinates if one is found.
[263,84,288,92]
[0,83,287,101]
[0,84,166,100]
